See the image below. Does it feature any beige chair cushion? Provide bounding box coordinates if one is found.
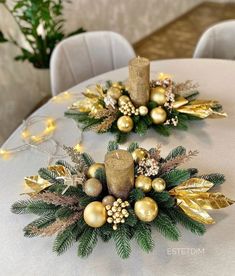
[50,31,135,95]
[193,20,235,60]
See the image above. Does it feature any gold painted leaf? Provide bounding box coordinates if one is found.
[177,197,215,224]
[169,178,214,195]
[172,95,189,108]
[185,192,235,210]
[24,175,51,193]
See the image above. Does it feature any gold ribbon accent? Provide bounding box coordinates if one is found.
[176,99,227,118]
[169,178,234,224]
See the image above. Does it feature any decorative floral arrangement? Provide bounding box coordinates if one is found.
[65,57,227,143]
[11,141,234,259]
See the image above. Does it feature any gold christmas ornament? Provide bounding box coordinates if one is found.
[87,163,105,178]
[118,95,130,106]
[132,148,149,162]
[84,178,102,197]
[106,198,130,230]
[107,87,122,100]
[150,107,167,124]
[152,178,166,193]
[134,197,158,222]
[139,106,149,116]
[117,116,134,133]
[150,87,167,105]
[83,201,107,228]
[135,175,152,192]
[102,195,116,206]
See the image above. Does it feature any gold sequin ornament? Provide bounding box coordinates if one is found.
[87,163,105,178]
[132,148,149,162]
[105,198,130,230]
[150,87,167,105]
[134,197,158,222]
[107,87,122,100]
[84,201,107,228]
[135,175,152,192]
[150,107,167,124]
[117,116,134,133]
[84,178,102,197]
[152,178,166,192]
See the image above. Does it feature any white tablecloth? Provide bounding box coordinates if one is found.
[1,59,235,276]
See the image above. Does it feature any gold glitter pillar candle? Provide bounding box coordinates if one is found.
[105,150,134,200]
[128,56,150,107]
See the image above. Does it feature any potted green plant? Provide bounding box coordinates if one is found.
[0,0,85,94]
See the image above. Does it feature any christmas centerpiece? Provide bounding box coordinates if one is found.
[65,57,227,143]
[12,141,234,259]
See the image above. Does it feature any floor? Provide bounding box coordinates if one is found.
[134,2,235,60]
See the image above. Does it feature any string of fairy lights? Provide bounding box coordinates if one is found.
[0,91,83,163]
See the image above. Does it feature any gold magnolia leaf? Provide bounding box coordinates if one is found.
[172,95,189,109]
[47,165,70,177]
[24,175,51,193]
[177,105,227,119]
[177,197,215,224]
[189,100,219,108]
[185,192,235,210]
[169,178,214,195]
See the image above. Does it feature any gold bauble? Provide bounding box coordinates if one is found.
[118,95,130,106]
[132,148,149,162]
[139,106,149,116]
[134,197,158,222]
[102,195,116,206]
[107,87,122,100]
[135,175,152,192]
[84,178,102,197]
[152,178,166,192]
[84,201,107,228]
[150,107,167,124]
[150,87,167,105]
[117,116,133,133]
[87,163,105,178]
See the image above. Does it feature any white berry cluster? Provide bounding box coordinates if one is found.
[150,78,172,89]
[137,158,159,177]
[106,198,130,230]
[119,100,139,116]
[164,116,179,127]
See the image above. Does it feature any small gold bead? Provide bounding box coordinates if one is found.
[124,213,129,218]
[107,210,113,216]
[107,217,113,223]
[117,207,122,212]
[121,219,125,223]
[124,201,129,206]
[121,203,126,208]
[105,205,111,210]
[117,198,122,203]
[119,214,124,218]
[122,209,127,215]
[113,201,119,207]
[113,225,117,230]
[111,206,117,212]
[115,212,120,217]
[116,218,121,223]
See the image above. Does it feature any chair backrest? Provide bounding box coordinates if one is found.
[50,31,136,95]
[193,20,235,60]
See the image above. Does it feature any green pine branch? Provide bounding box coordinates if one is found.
[77,227,98,258]
[116,131,129,144]
[38,168,63,185]
[169,208,206,236]
[56,160,77,174]
[94,168,106,185]
[11,199,33,214]
[129,188,145,202]
[53,224,77,255]
[134,222,154,253]
[98,223,113,242]
[161,169,191,188]
[81,153,95,167]
[165,146,186,161]
[113,224,131,259]
[200,173,225,186]
[152,211,180,241]
[125,208,138,227]
[107,141,119,152]
[149,191,175,208]
[27,201,58,215]
[55,207,74,219]
[152,125,171,136]
[128,142,139,153]
[24,214,56,237]
[135,119,148,136]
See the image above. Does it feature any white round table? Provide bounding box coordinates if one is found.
[1,59,235,276]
